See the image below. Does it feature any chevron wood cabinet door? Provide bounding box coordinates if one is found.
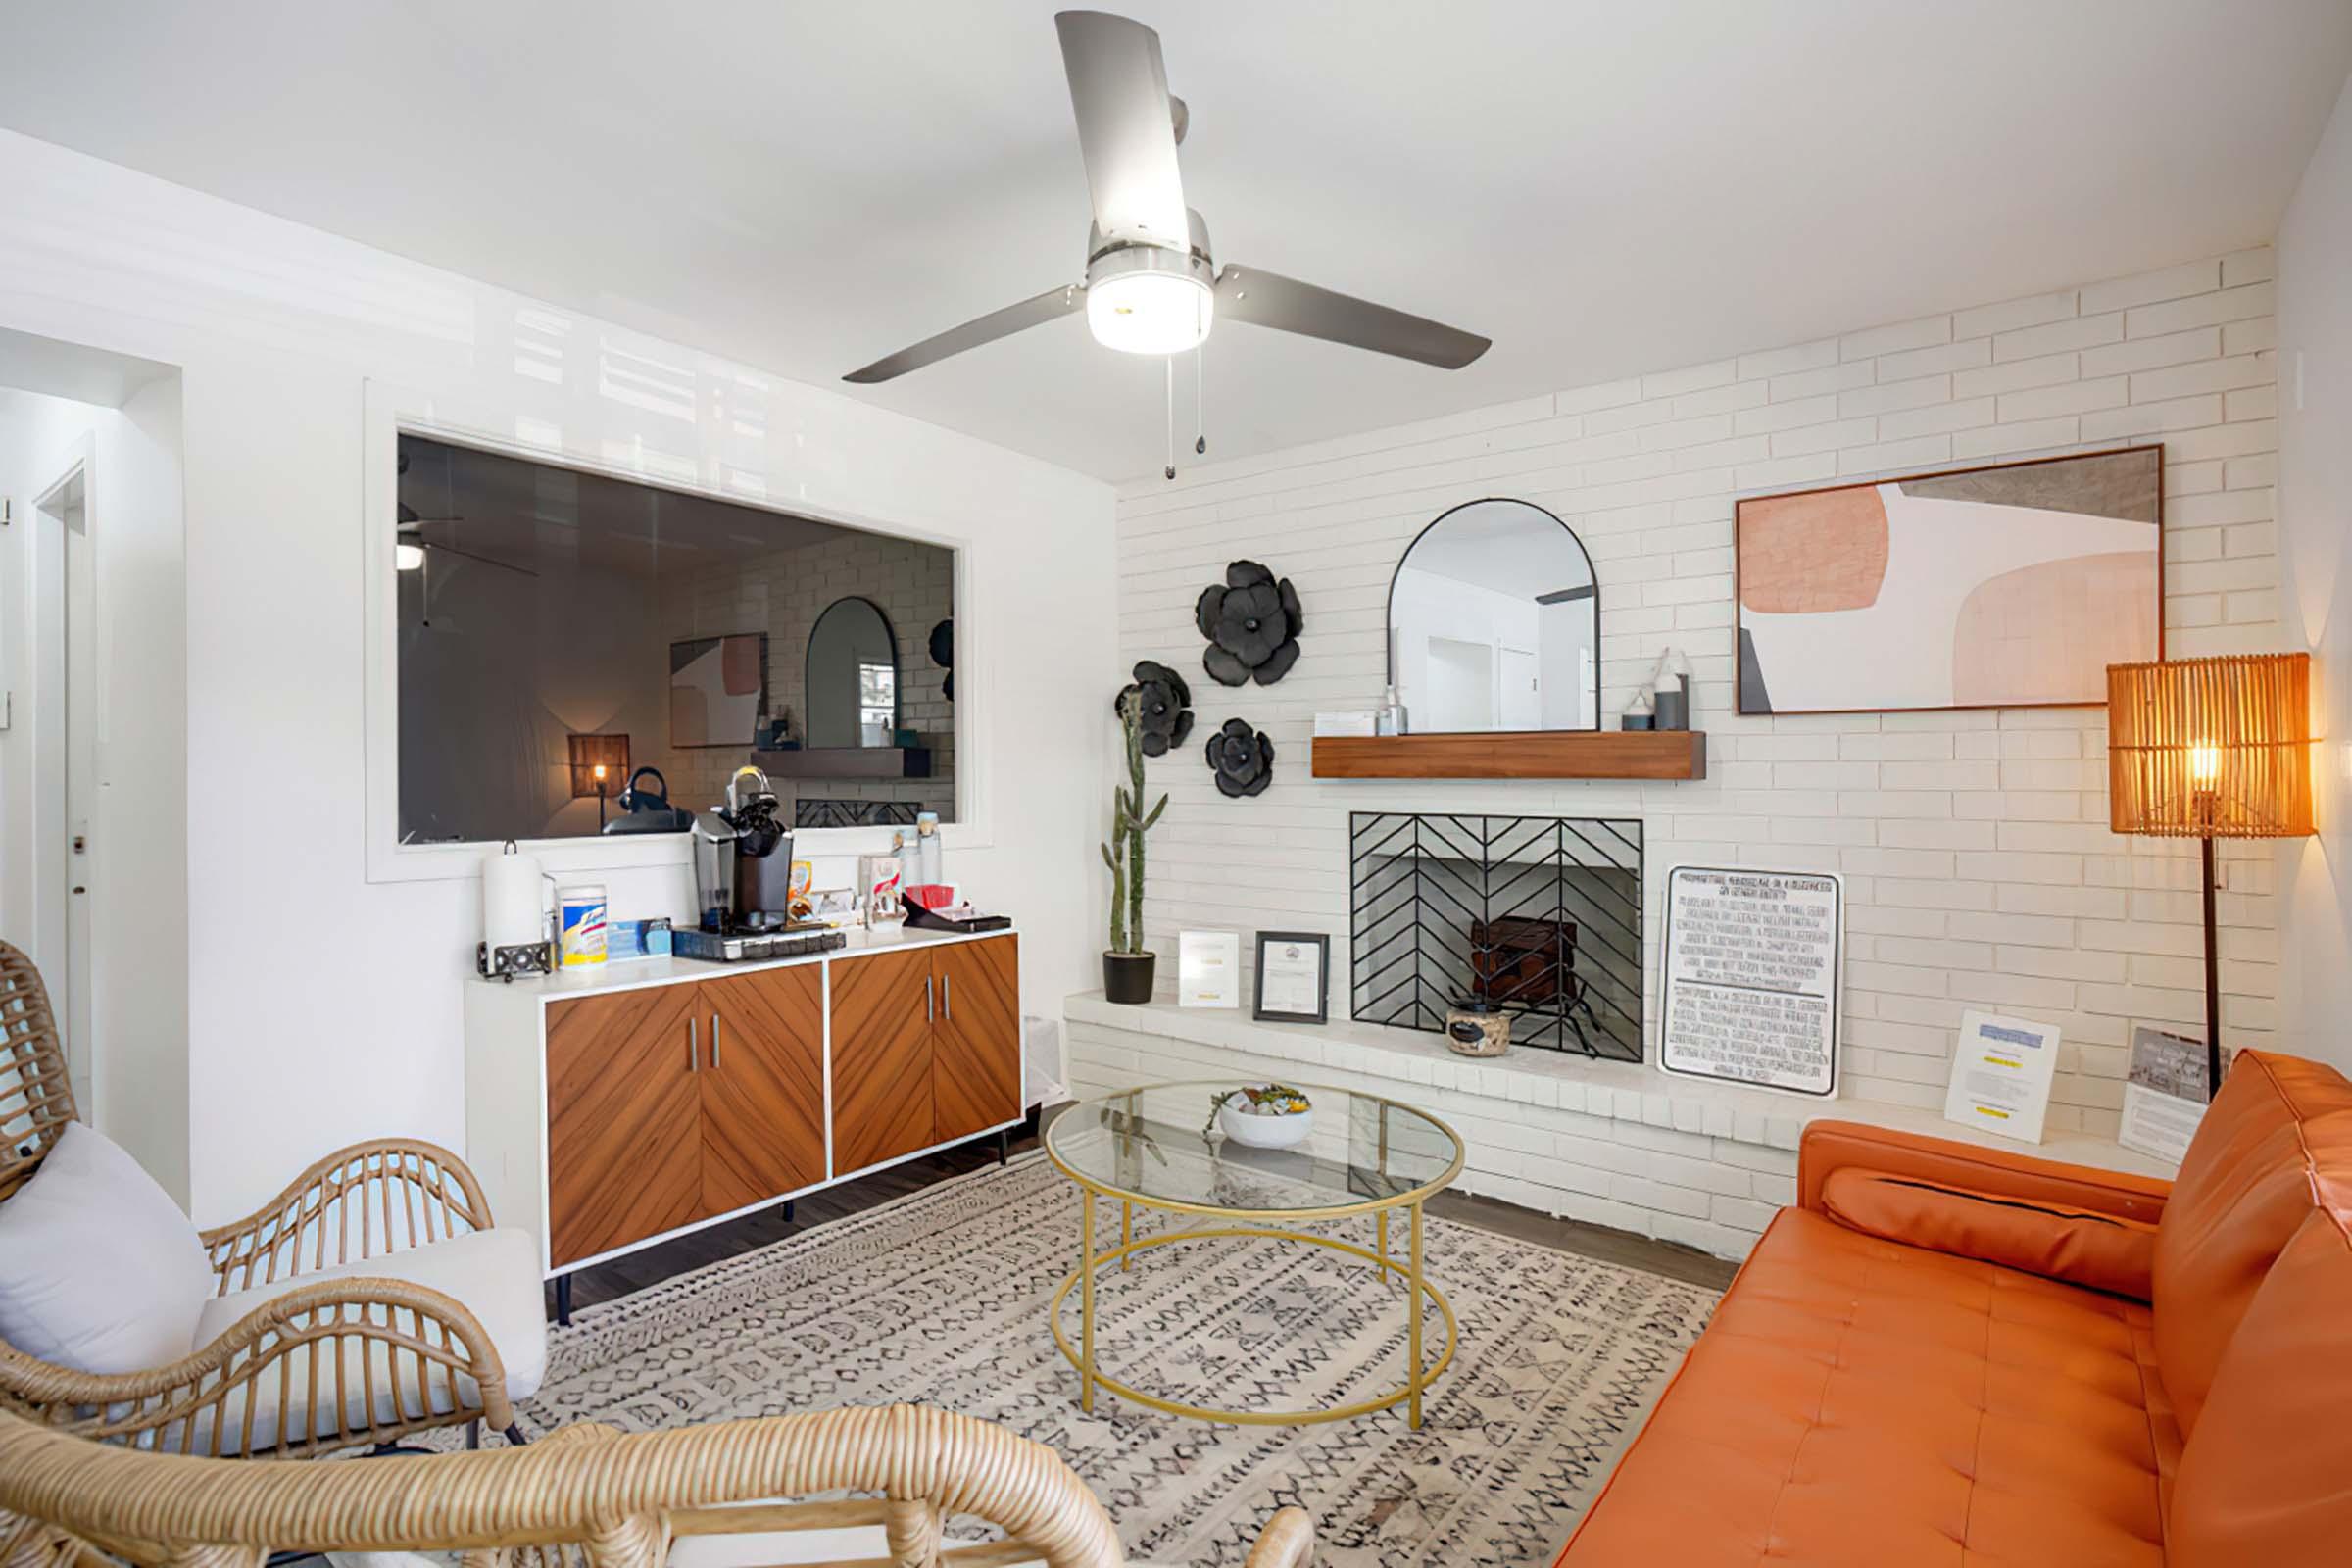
[829,945,936,1174]
[699,963,826,1215]
[933,934,1020,1143]
[546,981,703,1267]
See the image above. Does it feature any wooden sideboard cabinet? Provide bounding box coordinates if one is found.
[831,933,1022,1171]
[933,932,1020,1143]
[543,980,706,1268]
[466,927,1024,1290]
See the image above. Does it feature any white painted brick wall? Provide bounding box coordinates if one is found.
[1110,249,2279,1141]
[653,529,956,821]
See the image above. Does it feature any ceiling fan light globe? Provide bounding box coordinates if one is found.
[1086,270,1213,356]
[395,542,426,571]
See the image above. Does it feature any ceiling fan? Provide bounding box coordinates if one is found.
[395,507,540,576]
[842,10,1491,387]
[395,449,537,577]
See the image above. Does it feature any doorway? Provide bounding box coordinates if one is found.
[33,460,95,1116]
[1498,644,1540,729]
[1426,635,1496,730]
[0,341,187,1206]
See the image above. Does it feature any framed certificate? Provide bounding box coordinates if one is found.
[1178,929,1242,1008]
[1252,931,1330,1024]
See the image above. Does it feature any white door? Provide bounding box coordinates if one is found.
[1498,645,1541,729]
[64,483,94,1110]
[1425,635,1495,731]
[33,466,96,1114]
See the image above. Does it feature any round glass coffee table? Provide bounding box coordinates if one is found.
[1043,1080,1465,1428]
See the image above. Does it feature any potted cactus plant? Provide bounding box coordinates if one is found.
[1101,686,1167,1004]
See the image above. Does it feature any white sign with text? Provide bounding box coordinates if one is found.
[1941,1011,2060,1145]
[2118,1025,2219,1166]
[1660,866,1842,1097]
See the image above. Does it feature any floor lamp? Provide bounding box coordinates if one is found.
[568,733,631,832]
[2106,653,2314,1100]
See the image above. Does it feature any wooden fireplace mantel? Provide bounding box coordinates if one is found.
[1310,730,1707,782]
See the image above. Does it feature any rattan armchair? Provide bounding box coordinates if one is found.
[0,940,531,1456]
[0,1403,1318,1568]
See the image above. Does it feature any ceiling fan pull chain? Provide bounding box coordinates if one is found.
[1164,355,1177,480]
[1196,341,1207,458]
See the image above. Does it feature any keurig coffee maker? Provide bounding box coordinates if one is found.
[680,766,844,962]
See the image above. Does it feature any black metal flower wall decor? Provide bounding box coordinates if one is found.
[1206,718,1275,798]
[1195,560,1302,686]
[928,618,954,702]
[1116,661,1195,757]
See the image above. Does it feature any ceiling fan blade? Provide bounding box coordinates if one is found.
[843,284,1083,383]
[1214,264,1491,369]
[1054,11,1189,251]
[419,539,540,578]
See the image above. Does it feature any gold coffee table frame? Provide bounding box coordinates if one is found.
[1044,1081,1465,1429]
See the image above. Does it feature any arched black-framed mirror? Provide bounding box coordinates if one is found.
[806,595,900,748]
[1386,498,1601,734]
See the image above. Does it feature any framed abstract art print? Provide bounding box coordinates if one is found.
[1735,445,2162,716]
[670,632,767,747]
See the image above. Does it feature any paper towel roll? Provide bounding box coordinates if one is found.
[482,842,546,951]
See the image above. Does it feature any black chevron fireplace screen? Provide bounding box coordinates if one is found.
[1349,812,1643,1060]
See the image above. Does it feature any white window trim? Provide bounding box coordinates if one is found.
[361,380,990,885]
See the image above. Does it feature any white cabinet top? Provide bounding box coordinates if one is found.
[484,921,1012,1004]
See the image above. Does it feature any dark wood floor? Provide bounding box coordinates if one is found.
[549,1112,1740,1316]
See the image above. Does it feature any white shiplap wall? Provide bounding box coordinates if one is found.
[1111,248,2280,1141]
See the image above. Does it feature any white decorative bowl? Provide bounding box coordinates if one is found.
[1219,1100,1312,1150]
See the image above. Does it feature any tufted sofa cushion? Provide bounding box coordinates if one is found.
[1556,1205,2175,1567]
[2163,1077,2352,1565]
[2148,1051,2352,1435]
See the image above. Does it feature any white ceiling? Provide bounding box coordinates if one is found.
[3,2,2347,483]
[402,433,856,579]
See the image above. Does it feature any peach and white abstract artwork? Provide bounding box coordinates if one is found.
[1735,446,2162,714]
[670,632,766,746]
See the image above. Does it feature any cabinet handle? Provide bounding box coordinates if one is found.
[942,974,953,1020]
[710,1012,722,1069]
[688,1016,699,1073]
[925,974,935,1022]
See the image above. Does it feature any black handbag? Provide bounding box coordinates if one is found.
[602,766,694,834]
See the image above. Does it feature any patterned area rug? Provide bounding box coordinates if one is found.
[517,1153,1718,1567]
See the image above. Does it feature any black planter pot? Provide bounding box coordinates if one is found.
[1102,951,1156,1004]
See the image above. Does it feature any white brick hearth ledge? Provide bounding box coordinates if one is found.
[1062,993,2177,1260]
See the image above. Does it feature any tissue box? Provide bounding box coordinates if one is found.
[609,918,673,962]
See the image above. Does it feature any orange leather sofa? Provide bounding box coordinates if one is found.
[1555,1049,2352,1567]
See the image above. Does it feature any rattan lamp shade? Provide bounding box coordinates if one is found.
[2106,653,2313,839]
[567,733,631,798]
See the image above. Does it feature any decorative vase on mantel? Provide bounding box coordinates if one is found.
[1102,950,1156,1004]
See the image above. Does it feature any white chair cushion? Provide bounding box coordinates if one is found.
[187,1225,547,1451]
[0,1121,215,1374]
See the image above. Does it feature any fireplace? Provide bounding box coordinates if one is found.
[1348,812,1642,1060]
